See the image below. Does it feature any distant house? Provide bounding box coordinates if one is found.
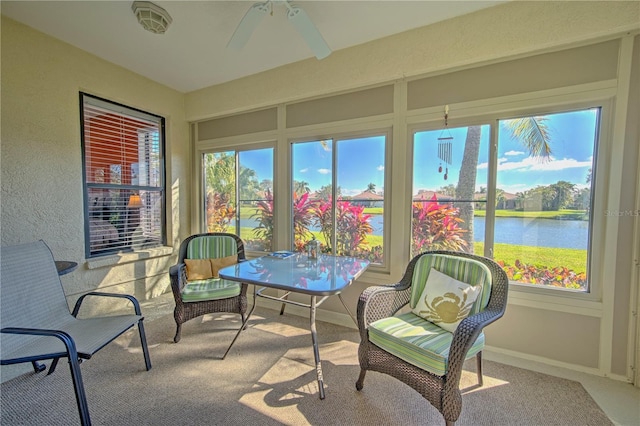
[474,191,520,210]
[351,190,384,208]
[499,192,519,210]
[413,190,455,204]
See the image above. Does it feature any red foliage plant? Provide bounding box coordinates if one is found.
[206,192,236,233]
[411,194,468,255]
[497,259,586,290]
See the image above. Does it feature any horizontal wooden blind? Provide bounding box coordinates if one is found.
[82,94,165,257]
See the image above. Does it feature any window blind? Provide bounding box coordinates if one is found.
[81,93,165,257]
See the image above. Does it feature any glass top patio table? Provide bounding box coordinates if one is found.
[219,253,369,399]
[219,253,370,296]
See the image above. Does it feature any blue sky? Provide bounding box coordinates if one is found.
[414,109,598,195]
[292,136,386,196]
[240,108,598,197]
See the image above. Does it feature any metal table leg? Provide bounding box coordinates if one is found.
[222,285,256,360]
[337,293,357,326]
[309,295,325,399]
[279,291,290,315]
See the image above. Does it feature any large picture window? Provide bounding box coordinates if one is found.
[81,93,165,257]
[412,108,598,292]
[291,135,386,264]
[492,109,598,291]
[203,147,274,252]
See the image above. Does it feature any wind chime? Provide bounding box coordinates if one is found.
[437,105,453,180]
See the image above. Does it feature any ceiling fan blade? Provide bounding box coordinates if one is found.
[227,1,270,50]
[286,6,331,60]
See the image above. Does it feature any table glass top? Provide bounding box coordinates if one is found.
[219,254,370,296]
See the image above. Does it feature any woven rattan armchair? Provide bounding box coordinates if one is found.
[356,250,508,426]
[169,233,249,358]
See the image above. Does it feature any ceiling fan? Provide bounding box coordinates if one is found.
[227,0,332,60]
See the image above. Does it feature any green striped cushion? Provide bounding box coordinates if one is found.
[187,236,237,260]
[181,278,241,302]
[410,254,492,316]
[369,312,485,376]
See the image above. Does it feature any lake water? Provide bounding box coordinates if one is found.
[241,215,589,250]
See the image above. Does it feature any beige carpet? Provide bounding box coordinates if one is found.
[1,307,612,425]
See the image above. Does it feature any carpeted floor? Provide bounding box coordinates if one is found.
[1,307,613,425]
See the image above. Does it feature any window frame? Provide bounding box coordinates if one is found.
[289,128,392,270]
[407,96,612,303]
[198,140,276,253]
[80,92,167,259]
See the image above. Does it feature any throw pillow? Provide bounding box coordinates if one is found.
[210,255,237,278]
[184,259,213,281]
[412,268,481,333]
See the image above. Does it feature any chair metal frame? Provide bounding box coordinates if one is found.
[1,240,152,426]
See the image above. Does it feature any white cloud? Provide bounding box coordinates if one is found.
[300,168,309,173]
[318,168,331,174]
[496,182,529,193]
[498,156,592,172]
[505,150,525,156]
[478,155,591,172]
[377,165,384,171]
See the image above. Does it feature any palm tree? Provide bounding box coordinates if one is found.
[456,117,551,250]
[294,180,311,195]
[317,184,341,200]
[506,117,551,158]
[366,182,376,193]
[456,126,483,250]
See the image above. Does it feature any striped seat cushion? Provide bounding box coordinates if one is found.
[182,236,241,302]
[369,312,484,376]
[181,278,241,302]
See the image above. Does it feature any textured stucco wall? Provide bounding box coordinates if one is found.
[1,16,189,303]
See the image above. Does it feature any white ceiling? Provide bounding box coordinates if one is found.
[1,1,504,93]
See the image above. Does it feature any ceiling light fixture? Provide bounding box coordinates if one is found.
[132,1,172,34]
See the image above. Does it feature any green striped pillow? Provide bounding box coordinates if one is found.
[409,254,492,316]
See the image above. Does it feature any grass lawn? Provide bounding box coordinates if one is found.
[474,209,588,220]
[244,206,587,220]
[242,227,585,272]
[474,242,587,272]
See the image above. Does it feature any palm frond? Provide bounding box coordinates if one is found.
[505,116,552,160]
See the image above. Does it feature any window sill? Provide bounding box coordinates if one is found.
[507,283,603,317]
[86,246,174,269]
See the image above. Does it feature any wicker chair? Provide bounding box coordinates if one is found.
[169,233,249,358]
[356,250,508,425]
